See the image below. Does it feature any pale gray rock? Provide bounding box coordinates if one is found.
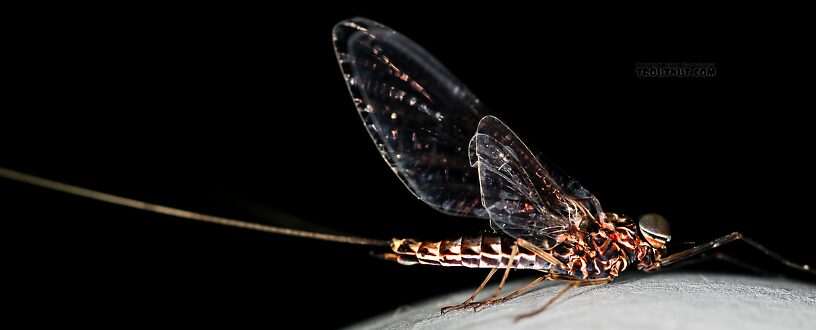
[346,272,816,330]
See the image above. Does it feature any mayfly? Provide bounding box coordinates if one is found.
[0,17,812,322]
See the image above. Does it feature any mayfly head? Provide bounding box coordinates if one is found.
[638,213,672,249]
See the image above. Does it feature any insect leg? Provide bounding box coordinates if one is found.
[513,276,612,322]
[440,267,499,314]
[468,239,565,311]
[443,240,529,313]
[469,275,549,311]
[644,232,814,275]
[488,242,520,299]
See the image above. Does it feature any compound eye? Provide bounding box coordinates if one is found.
[638,213,671,248]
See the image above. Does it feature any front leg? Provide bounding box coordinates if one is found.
[645,232,813,275]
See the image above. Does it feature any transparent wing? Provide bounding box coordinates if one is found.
[333,18,488,218]
[469,116,605,249]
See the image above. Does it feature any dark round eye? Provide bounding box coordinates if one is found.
[638,213,671,248]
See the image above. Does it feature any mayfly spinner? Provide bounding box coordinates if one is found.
[0,17,812,322]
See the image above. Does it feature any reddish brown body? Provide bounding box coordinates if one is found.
[388,216,659,280]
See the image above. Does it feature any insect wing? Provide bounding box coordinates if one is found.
[469,116,605,248]
[333,18,489,217]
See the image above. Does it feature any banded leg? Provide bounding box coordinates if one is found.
[440,267,498,314]
[514,276,612,322]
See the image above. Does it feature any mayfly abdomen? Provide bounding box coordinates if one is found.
[388,233,553,270]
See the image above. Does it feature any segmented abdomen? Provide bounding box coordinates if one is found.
[389,233,553,270]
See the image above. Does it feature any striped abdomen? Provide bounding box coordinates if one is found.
[388,233,553,271]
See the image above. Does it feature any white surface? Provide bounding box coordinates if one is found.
[346,273,816,330]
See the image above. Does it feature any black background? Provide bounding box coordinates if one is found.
[3,6,813,328]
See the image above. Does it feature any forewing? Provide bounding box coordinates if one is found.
[469,116,605,248]
[333,18,488,217]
